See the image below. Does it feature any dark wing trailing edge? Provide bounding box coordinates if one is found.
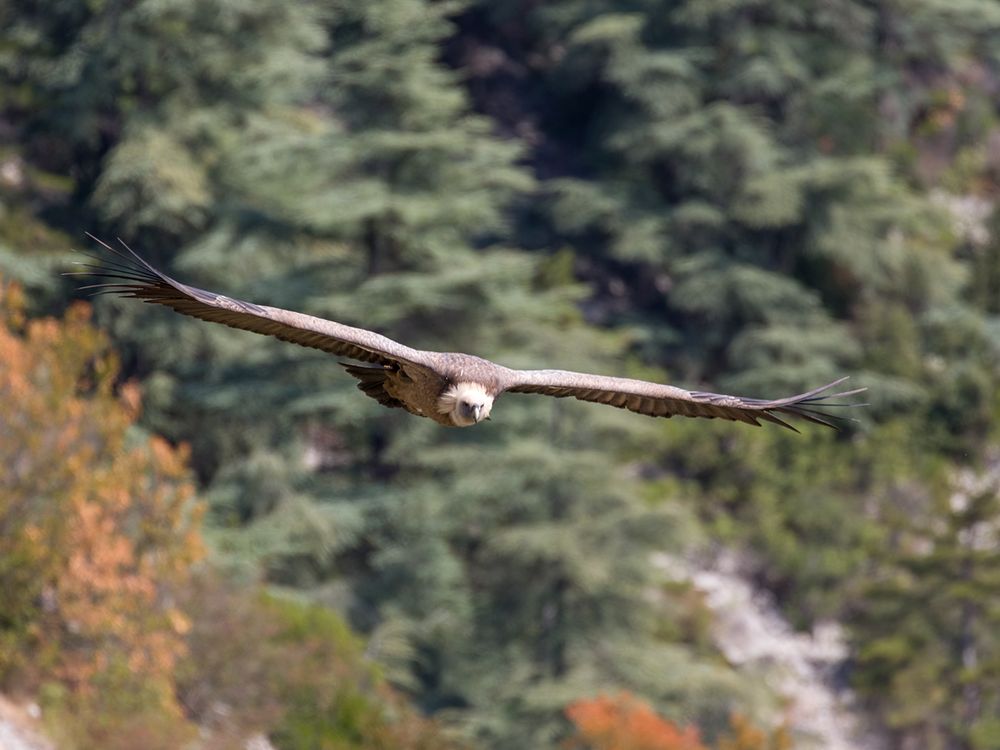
[69,235,437,371]
[503,370,866,432]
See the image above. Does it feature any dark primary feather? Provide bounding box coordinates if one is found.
[73,234,436,372]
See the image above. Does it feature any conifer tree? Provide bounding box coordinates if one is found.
[2,0,774,744]
[851,474,1000,749]
[458,0,999,416]
[8,1,1000,746]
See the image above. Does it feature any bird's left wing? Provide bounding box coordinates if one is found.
[71,235,437,370]
[503,369,865,431]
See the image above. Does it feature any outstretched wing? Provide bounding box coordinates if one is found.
[503,370,865,431]
[72,235,438,371]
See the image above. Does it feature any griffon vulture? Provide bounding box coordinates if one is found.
[72,236,865,431]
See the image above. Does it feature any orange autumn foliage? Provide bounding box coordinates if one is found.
[566,694,791,750]
[0,280,203,702]
[565,692,708,750]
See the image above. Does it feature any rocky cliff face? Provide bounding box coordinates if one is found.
[0,697,52,750]
[655,552,881,750]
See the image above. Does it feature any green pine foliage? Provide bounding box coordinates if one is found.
[5,0,1000,748]
[5,0,771,743]
[850,474,1000,748]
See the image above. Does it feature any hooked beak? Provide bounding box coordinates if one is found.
[473,404,484,422]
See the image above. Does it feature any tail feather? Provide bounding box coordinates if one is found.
[339,363,405,410]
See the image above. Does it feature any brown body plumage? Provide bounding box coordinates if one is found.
[72,236,865,431]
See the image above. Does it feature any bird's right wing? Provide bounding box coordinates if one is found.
[72,235,438,371]
[503,369,865,432]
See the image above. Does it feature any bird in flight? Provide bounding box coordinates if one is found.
[73,236,865,431]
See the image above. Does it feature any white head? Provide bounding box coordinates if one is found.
[437,382,495,427]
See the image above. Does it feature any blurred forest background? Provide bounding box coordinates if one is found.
[2,1,1000,748]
